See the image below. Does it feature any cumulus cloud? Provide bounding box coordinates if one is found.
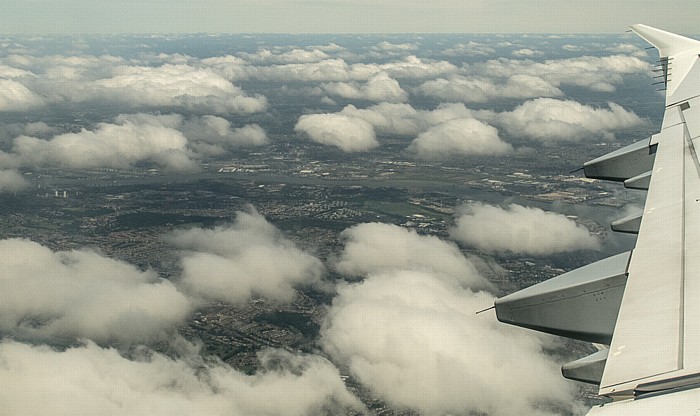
[321,270,575,416]
[295,102,515,156]
[409,118,513,159]
[449,203,600,255]
[0,64,35,78]
[416,74,563,103]
[512,48,543,57]
[376,55,458,80]
[240,48,331,64]
[605,43,648,58]
[179,116,268,156]
[478,98,646,143]
[338,102,423,136]
[338,101,476,137]
[0,341,363,416]
[441,41,496,57]
[90,64,268,114]
[249,56,456,83]
[1,113,268,171]
[0,121,55,141]
[321,72,408,103]
[0,79,44,111]
[372,41,418,52]
[251,59,364,82]
[417,54,649,103]
[9,55,267,114]
[10,115,198,172]
[168,208,324,304]
[0,169,29,192]
[295,113,378,152]
[0,239,192,344]
[333,222,493,290]
[470,54,649,93]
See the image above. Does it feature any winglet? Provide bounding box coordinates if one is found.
[630,24,700,104]
[630,24,700,58]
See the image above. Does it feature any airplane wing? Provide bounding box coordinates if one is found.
[495,25,700,413]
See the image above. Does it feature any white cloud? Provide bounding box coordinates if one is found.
[180,116,269,156]
[251,59,364,82]
[0,341,363,416]
[470,54,649,93]
[295,113,378,152]
[0,169,29,192]
[449,203,600,255]
[409,118,513,159]
[0,79,44,111]
[376,55,458,79]
[512,48,543,57]
[5,55,268,114]
[91,64,268,114]
[372,41,418,52]
[605,43,648,58]
[249,56,456,83]
[0,239,192,344]
[321,270,575,416]
[441,41,496,57]
[338,102,422,136]
[168,208,324,305]
[321,72,408,103]
[240,48,331,64]
[296,102,515,156]
[0,64,35,78]
[337,101,475,137]
[417,54,649,103]
[416,74,563,103]
[479,98,646,143]
[0,114,268,171]
[11,115,198,172]
[333,222,493,290]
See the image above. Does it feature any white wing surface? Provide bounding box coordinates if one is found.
[495,25,700,413]
[599,24,700,397]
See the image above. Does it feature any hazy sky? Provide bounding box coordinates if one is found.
[2,0,699,35]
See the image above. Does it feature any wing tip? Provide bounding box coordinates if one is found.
[629,24,700,57]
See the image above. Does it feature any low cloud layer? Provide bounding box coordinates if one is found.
[326,222,577,414]
[298,102,510,156]
[0,239,192,344]
[31,60,268,114]
[0,114,268,172]
[168,208,324,304]
[295,113,378,152]
[472,55,649,93]
[334,222,492,290]
[479,98,646,143]
[0,79,44,111]
[0,341,363,416]
[418,54,649,103]
[91,64,268,114]
[321,270,575,416]
[0,169,29,192]
[409,118,513,159]
[10,116,196,172]
[321,72,408,103]
[417,74,563,103]
[450,203,600,255]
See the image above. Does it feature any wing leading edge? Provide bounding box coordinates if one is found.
[494,25,700,413]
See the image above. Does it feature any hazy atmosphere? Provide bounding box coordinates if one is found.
[0,2,694,416]
[2,1,700,34]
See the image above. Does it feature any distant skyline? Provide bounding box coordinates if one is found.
[2,0,699,35]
